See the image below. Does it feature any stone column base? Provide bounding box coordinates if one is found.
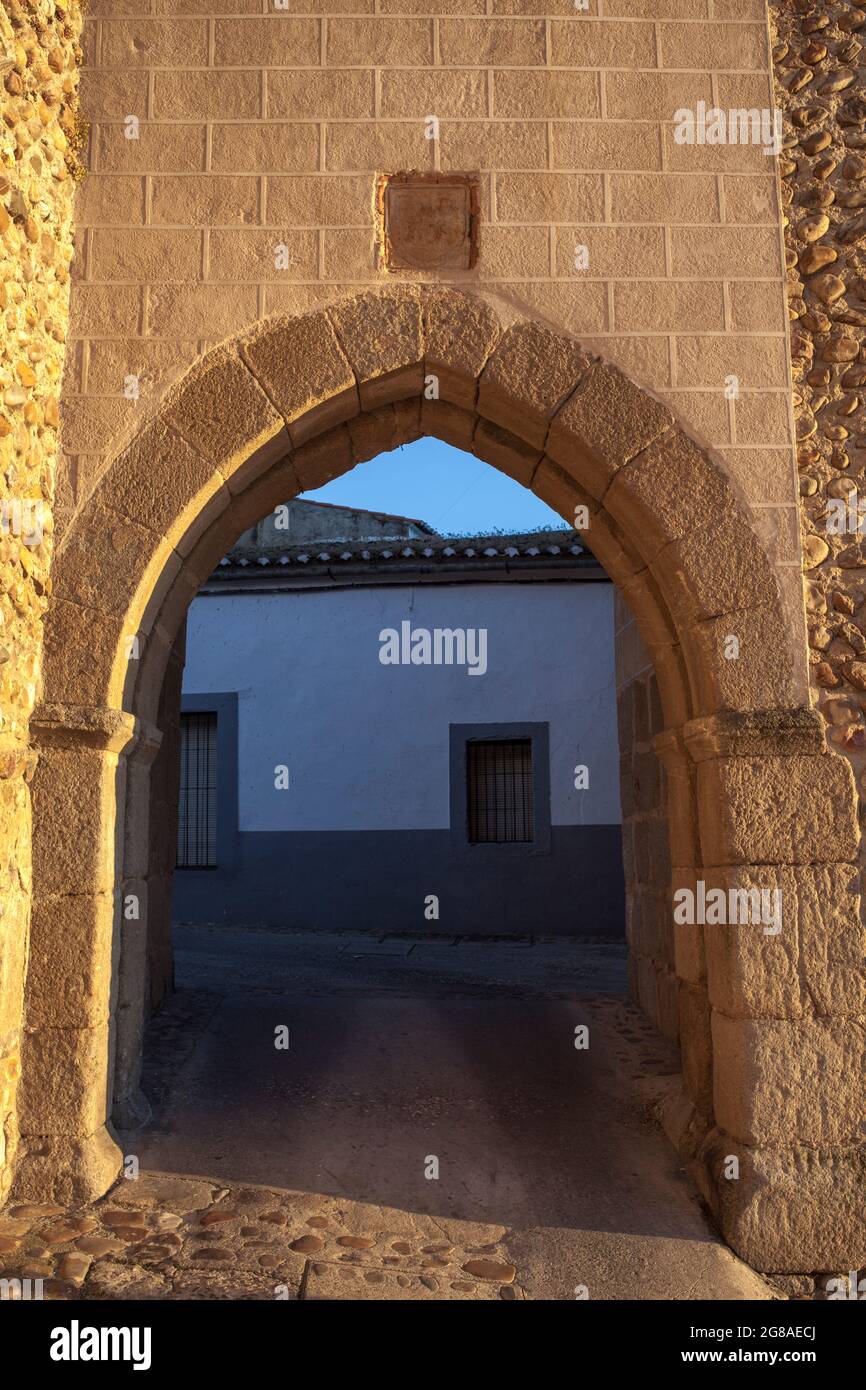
[9,1124,122,1205]
[698,1130,866,1275]
[659,1086,865,1273]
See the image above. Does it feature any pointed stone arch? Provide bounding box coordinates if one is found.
[19,287,862,1275]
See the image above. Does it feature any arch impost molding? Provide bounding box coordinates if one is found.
[679,708,826,763]
[30,703,159,759]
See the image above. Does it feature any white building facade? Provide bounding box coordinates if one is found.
[174,502,623,937]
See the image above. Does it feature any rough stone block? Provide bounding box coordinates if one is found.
[25,894,117,1029]
[419,399,477,451]
[292,424,354,492]
[703,864,864,1020]
[652,514,780,626]
[422,288,502,410]
[39,598,127,711]
[328,290,424,410]
[11,1126,122,1205]
[439,17,544,66]
[478,320,592,450]
[326,17,433,66]
[31,747,121,896]
[680,980,713,1116]
[348,408,411,468]
[656,966,680,1045]
[472,419,541,488]
[161,347,287,480]
[604,429,728,564]
[712,1013,866,1146]
[241,311,359,446]
[17,1022,112,1137]
[106,419,224,549]
[674,912,707,987]
[697,754,859,868]
[211,122,319,175]
[213,17,319,67]
[702,1133,866,1273]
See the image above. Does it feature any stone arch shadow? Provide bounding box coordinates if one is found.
[18,287,863,1274]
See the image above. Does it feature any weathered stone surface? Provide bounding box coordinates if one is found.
[478,320,592,450]
[422,288,502,411]
[291,425,353,492]
[16,1022,112,1138]
[106,420,225,551]
[605,430,728,562]
[713,1012,866,1145]
[30,746,121,896]
[50,495,177,624]
[327,289,424,411]
[653,514,781,625]
[38,597,128,712]
[548,364,674,502]
[696,753,860,867]
[703,863,864,1020]
[702,1131,866,1272]
[419,399,477,451]
[684,608,800,715]
[240,311,358,447]
[161,348,287,479]
[24,893,116,1029]
[472,418,541,488]
[347,402,420,467]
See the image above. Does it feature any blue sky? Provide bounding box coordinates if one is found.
[302,437,568,537]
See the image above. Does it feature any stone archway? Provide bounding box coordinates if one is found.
[18,286,862,1275]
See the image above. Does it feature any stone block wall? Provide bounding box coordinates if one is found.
[59,0,804,688]
[614,587,677,1044]
[0,0,83,1205]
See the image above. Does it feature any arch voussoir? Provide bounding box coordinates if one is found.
[420,398,477,451]
[160,344,288,483]
[239,308,359,448]
[327,287,424,411]
[473,418,541,489]
[547,361,675,503]
[421,286,502,411]
[477,318,593,449]
[681,608,800,715]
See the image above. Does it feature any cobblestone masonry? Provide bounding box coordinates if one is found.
[771,6,866,814]
[0,0,83,1207]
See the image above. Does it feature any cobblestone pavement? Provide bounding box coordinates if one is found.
[0,930,780,1301]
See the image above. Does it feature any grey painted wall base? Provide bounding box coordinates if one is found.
[173,826,625,937]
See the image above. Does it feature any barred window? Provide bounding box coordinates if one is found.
[177,712,217,868]
[466,739,534,844]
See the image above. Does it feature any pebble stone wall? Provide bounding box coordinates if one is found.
[0,0,83,1207]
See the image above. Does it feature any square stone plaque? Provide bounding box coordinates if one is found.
[378,173,479,271]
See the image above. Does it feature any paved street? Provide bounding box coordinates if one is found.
[117,927,774,1300]
[0,929,778,1300]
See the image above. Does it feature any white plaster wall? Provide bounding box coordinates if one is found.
[182,581,621,832]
